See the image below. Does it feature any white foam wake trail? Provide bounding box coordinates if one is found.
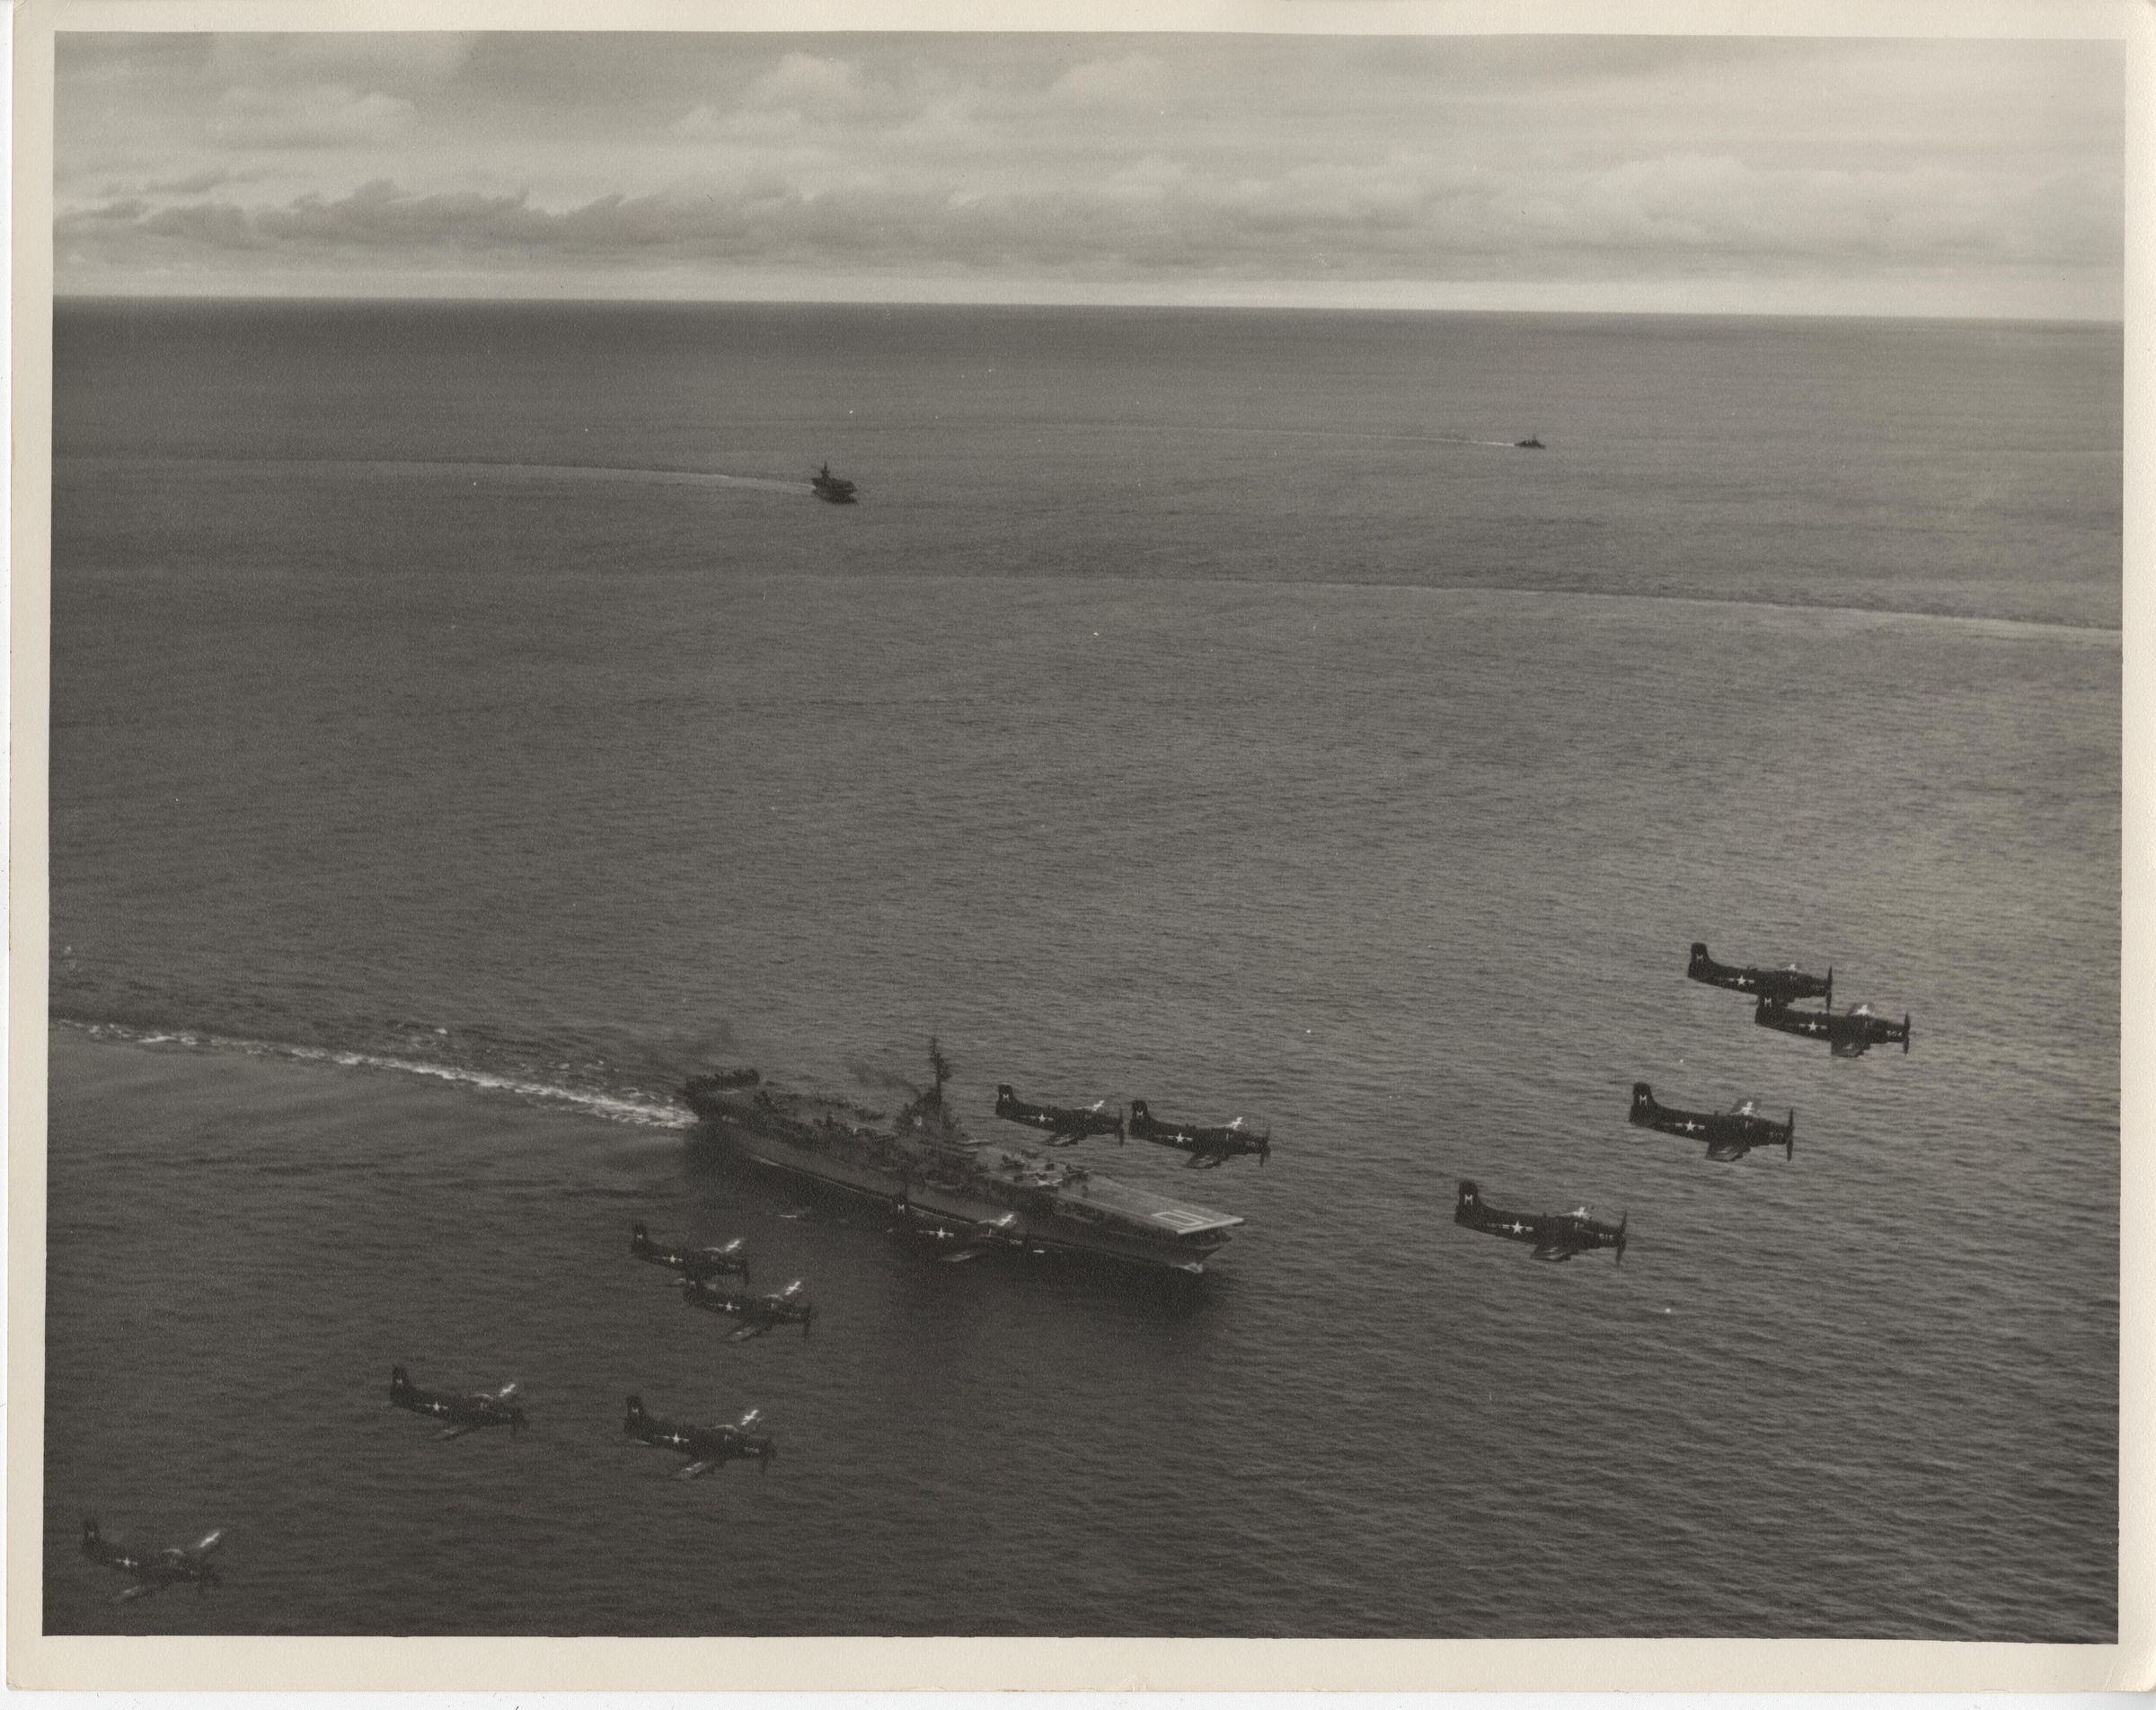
[61,454,816,497]
[66,1018,695,1130]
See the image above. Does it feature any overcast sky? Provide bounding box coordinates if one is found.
[53,32,2124,317]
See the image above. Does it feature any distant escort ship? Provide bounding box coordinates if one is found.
[683,1041,1244,1273]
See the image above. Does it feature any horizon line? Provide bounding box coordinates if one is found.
[49,288,2125,328]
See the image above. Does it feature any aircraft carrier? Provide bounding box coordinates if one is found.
[682,1046,1244,1273]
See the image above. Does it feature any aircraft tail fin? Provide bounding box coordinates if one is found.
[1630,1082,1656,1124]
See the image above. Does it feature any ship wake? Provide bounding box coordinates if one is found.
[59,1018,695,1131]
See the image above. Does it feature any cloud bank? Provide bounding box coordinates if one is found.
[53,33,2124,315]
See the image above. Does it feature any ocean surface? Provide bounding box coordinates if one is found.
[43,301,2118,1639]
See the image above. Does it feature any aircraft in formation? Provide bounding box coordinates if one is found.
[1754,997,1911,1057]
[81,1519,225,1602]
[1687,941,1833,1006]
[995,1081,1273,1168]
[1630,1082,1794,1162]
[891,1197,1023,1264]
[1690,941,1909,1057]
[1127,1100,1271,1168]
[682,1275,817,1340]
[994,1084,1126,1144]
[631,1221,750,1282]
[1454,1181,1627,1264]
[388,1366,528,1440]
[625,1396,777,1477]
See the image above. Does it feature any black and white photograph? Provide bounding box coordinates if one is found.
[15,0,2134,1679]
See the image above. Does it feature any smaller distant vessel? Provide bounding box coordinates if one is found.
[810,463,857,504]
[1515,435,1546,450]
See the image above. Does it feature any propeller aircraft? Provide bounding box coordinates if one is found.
[631,1221,749,1283]
[891,1198,1024,1264]
[1630,1082,1794,1162]
[388,1366,528,1439]
[1454,1180,1628,1263]
[1127,1100,1271,1168]
[994,1084,1125,1144]
[624,1395,776,1477]
[682,1275,817,1340]
[81,1518,225,1602]
[1754,997,1911,1057]
[1687,942,1833,1006]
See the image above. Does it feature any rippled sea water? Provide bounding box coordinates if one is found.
[43,302,2117,1638]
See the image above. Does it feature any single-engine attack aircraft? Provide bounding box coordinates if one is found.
[1754,998,1911,1057]
[891,1194,1024,1264]
[682,1275,817,1339]
[1630,1082,1794,1162]
[1687,942,1832,1006]
[631,1221,749,1283]
[624,1395,776,1477]
[810,463,857,504]
[1454,1180,1628,1263]
[388,1366,529,1439]
[81,1519,225,1602]
[994,1084,1126,1145]
[1127,1100,1271,1168]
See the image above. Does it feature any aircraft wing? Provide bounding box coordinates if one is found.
[1530,1237,1583,1262]
[115,1583,160,1604]
[437,1424,481,1441]
[676,1459,720,1480]
[1705,1138,1750,1162]
[727,1324,772,1343]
